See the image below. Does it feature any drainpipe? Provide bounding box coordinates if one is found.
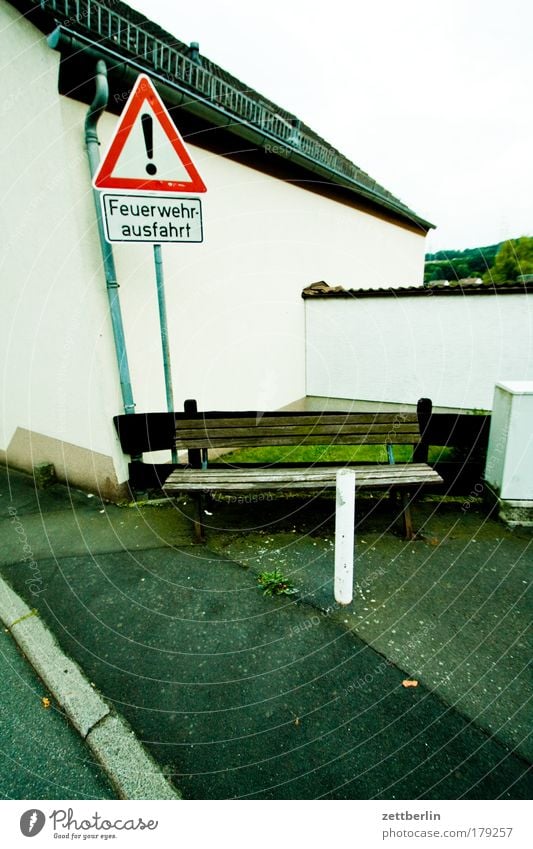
[84,59,136,416]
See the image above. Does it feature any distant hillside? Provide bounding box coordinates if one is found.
[424,243,501,284]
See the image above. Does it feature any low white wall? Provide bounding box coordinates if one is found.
[305,293,533,411]
[0,0,427,493]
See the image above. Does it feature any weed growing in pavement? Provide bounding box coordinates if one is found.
[257,568,297,597]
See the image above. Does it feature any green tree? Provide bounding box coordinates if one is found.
[425,244,501,283]
[484,237,533,283]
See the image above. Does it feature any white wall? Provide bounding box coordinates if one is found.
[0,1,130,490]
[306,294,533,411]
[0,0,427,491]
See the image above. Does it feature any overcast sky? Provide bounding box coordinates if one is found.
[127,0,532,252]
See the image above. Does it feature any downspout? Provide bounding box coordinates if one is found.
[84,59,136,416]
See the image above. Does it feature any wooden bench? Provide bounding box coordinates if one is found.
[162,400,443,542]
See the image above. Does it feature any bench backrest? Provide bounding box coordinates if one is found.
[174,412,421,450]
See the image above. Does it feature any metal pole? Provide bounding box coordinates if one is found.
[153,244,177,463]
[334,469,356,605]
[84,60,136,417]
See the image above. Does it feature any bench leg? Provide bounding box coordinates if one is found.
[193,494,206,544]
[401,491,416,540]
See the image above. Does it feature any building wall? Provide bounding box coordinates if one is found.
[305,294,533,411]
[0,0,427,495]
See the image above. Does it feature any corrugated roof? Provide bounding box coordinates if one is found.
[11,0,434,230]
[302,280,533,298]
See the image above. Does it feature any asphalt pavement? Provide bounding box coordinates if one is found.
[0,464,531,800]
[0,625,115,799]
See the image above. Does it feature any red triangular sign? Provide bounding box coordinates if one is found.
[93,74,207,193]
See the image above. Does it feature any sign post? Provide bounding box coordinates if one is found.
[92,75,207,459]
[153,243,177,462]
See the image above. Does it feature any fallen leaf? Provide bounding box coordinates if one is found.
[402,679,419,688]
[41,697,51,708]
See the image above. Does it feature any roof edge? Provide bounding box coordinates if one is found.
[302,281,533,299]
[12,0,434,231]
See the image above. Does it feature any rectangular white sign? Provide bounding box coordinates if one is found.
[100,193,203,243]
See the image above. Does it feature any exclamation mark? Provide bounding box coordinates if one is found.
[141,113,157,176]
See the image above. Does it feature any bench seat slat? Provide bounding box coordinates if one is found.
[165,478,441,491]
[168,463,436,480]
[167,464,437,481]
[163,464,443,493]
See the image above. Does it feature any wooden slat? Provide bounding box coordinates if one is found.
[167,464,435,480]
[175,433,420,449]
[165,472,440,490]
[163,464,443,493]
[175,423,420,439]
[165,481,439,492]
[175,413,419,429]
[174,411,421,451]
[168,463,438,481]
[165,479,441,492]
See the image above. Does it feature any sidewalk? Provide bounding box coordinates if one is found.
[0,468,181,800]
[0,464,531,800]
[0,626,115,799]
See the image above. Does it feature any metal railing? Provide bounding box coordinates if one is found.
[39,0,411,211]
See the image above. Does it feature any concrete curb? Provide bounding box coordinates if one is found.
[0,576,181,800]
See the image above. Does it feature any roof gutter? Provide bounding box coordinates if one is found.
[47,26,434,232]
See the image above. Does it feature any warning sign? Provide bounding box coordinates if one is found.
[93,74,207,194]
[100,193,203,243]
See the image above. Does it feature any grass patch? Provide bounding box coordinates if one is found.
[220,444,452,465]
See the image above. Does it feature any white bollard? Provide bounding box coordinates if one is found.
[334,469,356,605]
